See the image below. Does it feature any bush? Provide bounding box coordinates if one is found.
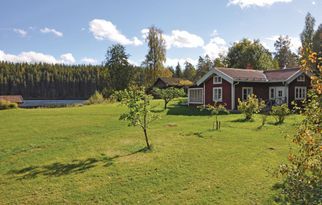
[86,91,105,105]
[237,94,265,120]
[0,100,18,110]
[270,104,290,124]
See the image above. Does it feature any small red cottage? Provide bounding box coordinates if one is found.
[188,67,311,110]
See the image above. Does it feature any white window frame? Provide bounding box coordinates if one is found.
[242,87,253,101]
[297,74,305,82]
[188,88,203,104]
[213,87,223,102]
[295,86,307,100]
[213,75,222,84]
[269,87,276,100]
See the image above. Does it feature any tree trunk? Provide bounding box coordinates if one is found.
[143,128,151,150]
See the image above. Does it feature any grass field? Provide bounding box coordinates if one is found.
[0,100,301,204]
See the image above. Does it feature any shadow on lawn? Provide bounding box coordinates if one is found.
[8,147,148,179]
[166,105,209,116]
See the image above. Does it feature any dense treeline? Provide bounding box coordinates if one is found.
[0,62,110,99]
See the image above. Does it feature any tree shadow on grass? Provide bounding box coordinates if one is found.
[7,147,148,180]
[166,105,209,116]
[230,118,252,123]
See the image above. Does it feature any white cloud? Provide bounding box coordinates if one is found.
[40,27,63,37]
[264,35,301,53]
[312,1,316,5]
[203,31,228,59]
[60,53,75,64]
[89,19,142,46]
[164,30,204,49]
[228,0,292,8]
[81,57,98,65]
[141,28,204,49]
[13,28,27,37]
[0,50,76,64]
[165,57,198,67]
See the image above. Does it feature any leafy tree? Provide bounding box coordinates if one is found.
[237,94,265,120]
[119,87,159,150]
[226,38,277,70]
[199,103,229,130]
[105,44,133,91]
[143,26,167,85]
[196,55,213,80]
[274,35,299,68]
[153,87,185,109]
[276,48,321,204]
[300,13,315,53]
[174,62,183,78]
[183,61,196,81]
[270,104,290,124]
[214,54,227,67]
[312,24,322,54]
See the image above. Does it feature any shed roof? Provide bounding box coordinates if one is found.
[0,95,23,103]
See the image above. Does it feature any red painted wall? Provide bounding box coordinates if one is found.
[204,76,231,109]
[288,75,311,106]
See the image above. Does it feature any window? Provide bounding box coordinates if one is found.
[270,88,275,99]
[242,87,253,101]
[297,74,305,82]
[295,87,306,100]
[189,88,203,103]
[213,75,222,84]
[213,87,222,102]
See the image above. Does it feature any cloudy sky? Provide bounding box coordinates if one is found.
[0,0,321,67]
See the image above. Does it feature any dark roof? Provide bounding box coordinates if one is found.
[217,67,267,82]
[264,68,300,81]
[0,95,23,103]
[157,77,191,86]
[217,67,301,82]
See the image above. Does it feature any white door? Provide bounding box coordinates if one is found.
[275,87,285,105]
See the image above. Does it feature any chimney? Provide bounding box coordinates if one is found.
[246,63,253,70]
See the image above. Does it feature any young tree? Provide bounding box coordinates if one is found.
[237,94,265,120]
[183,61,196,81]
[119,87,160,150]
[143,26,167,85]
[226,38,277,70]
[199,103,229,130]
[276,49,321,204]
[270,104,290,124]
[274,35,299,68]
[105,44,133,91]
[174,62,183,78]
[153,87,185,109]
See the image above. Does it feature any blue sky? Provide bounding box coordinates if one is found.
[0,0,321,66]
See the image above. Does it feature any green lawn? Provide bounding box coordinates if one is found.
[0,101,301,204]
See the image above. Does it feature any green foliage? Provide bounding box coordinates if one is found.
[105,44,134,91]
[196,55,213,80]
[86,91,105,105]
[274,35,299,68]
[174,62,183,78]
[237,94,265,120]
[198,103,229,130]
[312,24,322,54]
[226,38,277,70]
[119,87,160,149]
[143,26,167,85]
[270,104,290,124]
[153,87,185,109]
[0,100,18,110]
[300,12,315,52]
[183,61,196,81]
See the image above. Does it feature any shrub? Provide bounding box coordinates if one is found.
[86,91,105,105]
[198,103,229,130]
[0,100,18,110]
[237,94,265,120]
[270,104,290,124]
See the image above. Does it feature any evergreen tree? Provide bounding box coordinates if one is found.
[274,35,299,68]
[300,12,315,52]
[196,55,213,80]
[183,61,196,81]
[174,62,183,78]
[312,24,322,54]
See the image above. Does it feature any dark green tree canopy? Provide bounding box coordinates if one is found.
[300,12,315,50]
[226,38,277,70]
[174,62,183,78]
[274,35,299,68]
[183,61,196,81]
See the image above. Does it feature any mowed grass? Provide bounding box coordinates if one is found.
[0,100,302,204]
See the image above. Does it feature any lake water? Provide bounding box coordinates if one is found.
[21,100,86,108]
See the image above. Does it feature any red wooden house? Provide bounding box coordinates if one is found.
[188,67,311,110]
